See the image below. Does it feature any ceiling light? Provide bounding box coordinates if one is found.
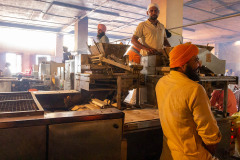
[234,41,240,46]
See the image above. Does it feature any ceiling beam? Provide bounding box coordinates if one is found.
[59,0,114,32]
[110,0,146,9]
[93,5,147,19]
[0,21,129,40]
[67,30,127,40]
[184,4,221,16]
[52,1,119,16]
[0,21,60,32]
[0,15,67,26]
[172,12,240,33]
[0,3,42,12]
[213,0,240,13]
[184,0,202,6]
[42,2,54,19]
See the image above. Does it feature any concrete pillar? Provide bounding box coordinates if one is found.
[74,17,88,54]
[55,34,63,63]
[0,53,6,71]
[152,0,183,35]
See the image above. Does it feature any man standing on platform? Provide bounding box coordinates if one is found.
[97,24,109,43]
[62,46,71,63]
[131,3,169,55]
[127,29,171,64]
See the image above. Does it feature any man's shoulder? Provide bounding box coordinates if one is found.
[156,76,203,93]
[104,35,109,39]
[185,79,203,89]
[137,20,149,26]
[157,21,165,28]
[101,35,109,42]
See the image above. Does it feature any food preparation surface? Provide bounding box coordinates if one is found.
[123,108,161,131]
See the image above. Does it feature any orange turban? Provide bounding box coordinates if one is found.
[169,43,199,68]
[98,24,107,32]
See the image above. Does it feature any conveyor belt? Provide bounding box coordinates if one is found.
[0,92,43,117]
[0,92,32,101]
[0,100,37,112]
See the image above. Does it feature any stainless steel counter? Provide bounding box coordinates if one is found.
[0,108,124,160]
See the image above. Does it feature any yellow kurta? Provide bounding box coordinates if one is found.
[155,71,221,160]
[134,20,166,51]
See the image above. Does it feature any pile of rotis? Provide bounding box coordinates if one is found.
[71,98,117,111]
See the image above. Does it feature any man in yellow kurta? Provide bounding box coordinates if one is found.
[131,3,167,55]
[155,43,221,160]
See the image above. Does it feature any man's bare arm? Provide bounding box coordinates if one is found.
[131,35,156,54]
[131,35,146,50]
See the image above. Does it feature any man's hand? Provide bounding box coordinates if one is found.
[144,48,158,55]
[131,35,158,55]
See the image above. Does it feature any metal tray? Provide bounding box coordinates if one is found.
[0,92,44,118]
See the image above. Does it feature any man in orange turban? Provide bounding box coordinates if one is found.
[97,24,109,43]
[169,42,200,81]
[156,43,221,159]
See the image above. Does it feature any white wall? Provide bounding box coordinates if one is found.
[0,27,57,72]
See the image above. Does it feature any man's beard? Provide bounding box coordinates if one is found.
[149,15,158,21]
[97,32,105,39]
[184,64,200,81]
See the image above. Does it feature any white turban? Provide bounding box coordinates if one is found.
[147,3,159,11]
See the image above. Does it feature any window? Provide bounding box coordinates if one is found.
[6,53,22,74]
[36,55,51,64]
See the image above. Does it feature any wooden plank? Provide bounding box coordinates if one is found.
[100,57,133,72]
[89,45,100,56]
[81,74,113,79]
[91,59,100,62]
[81,64,107,70]
[156,67,170,72]
[90,55,101,58]
[117,76,122,109]
[80,54,89,65]
[91,99,107,107]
